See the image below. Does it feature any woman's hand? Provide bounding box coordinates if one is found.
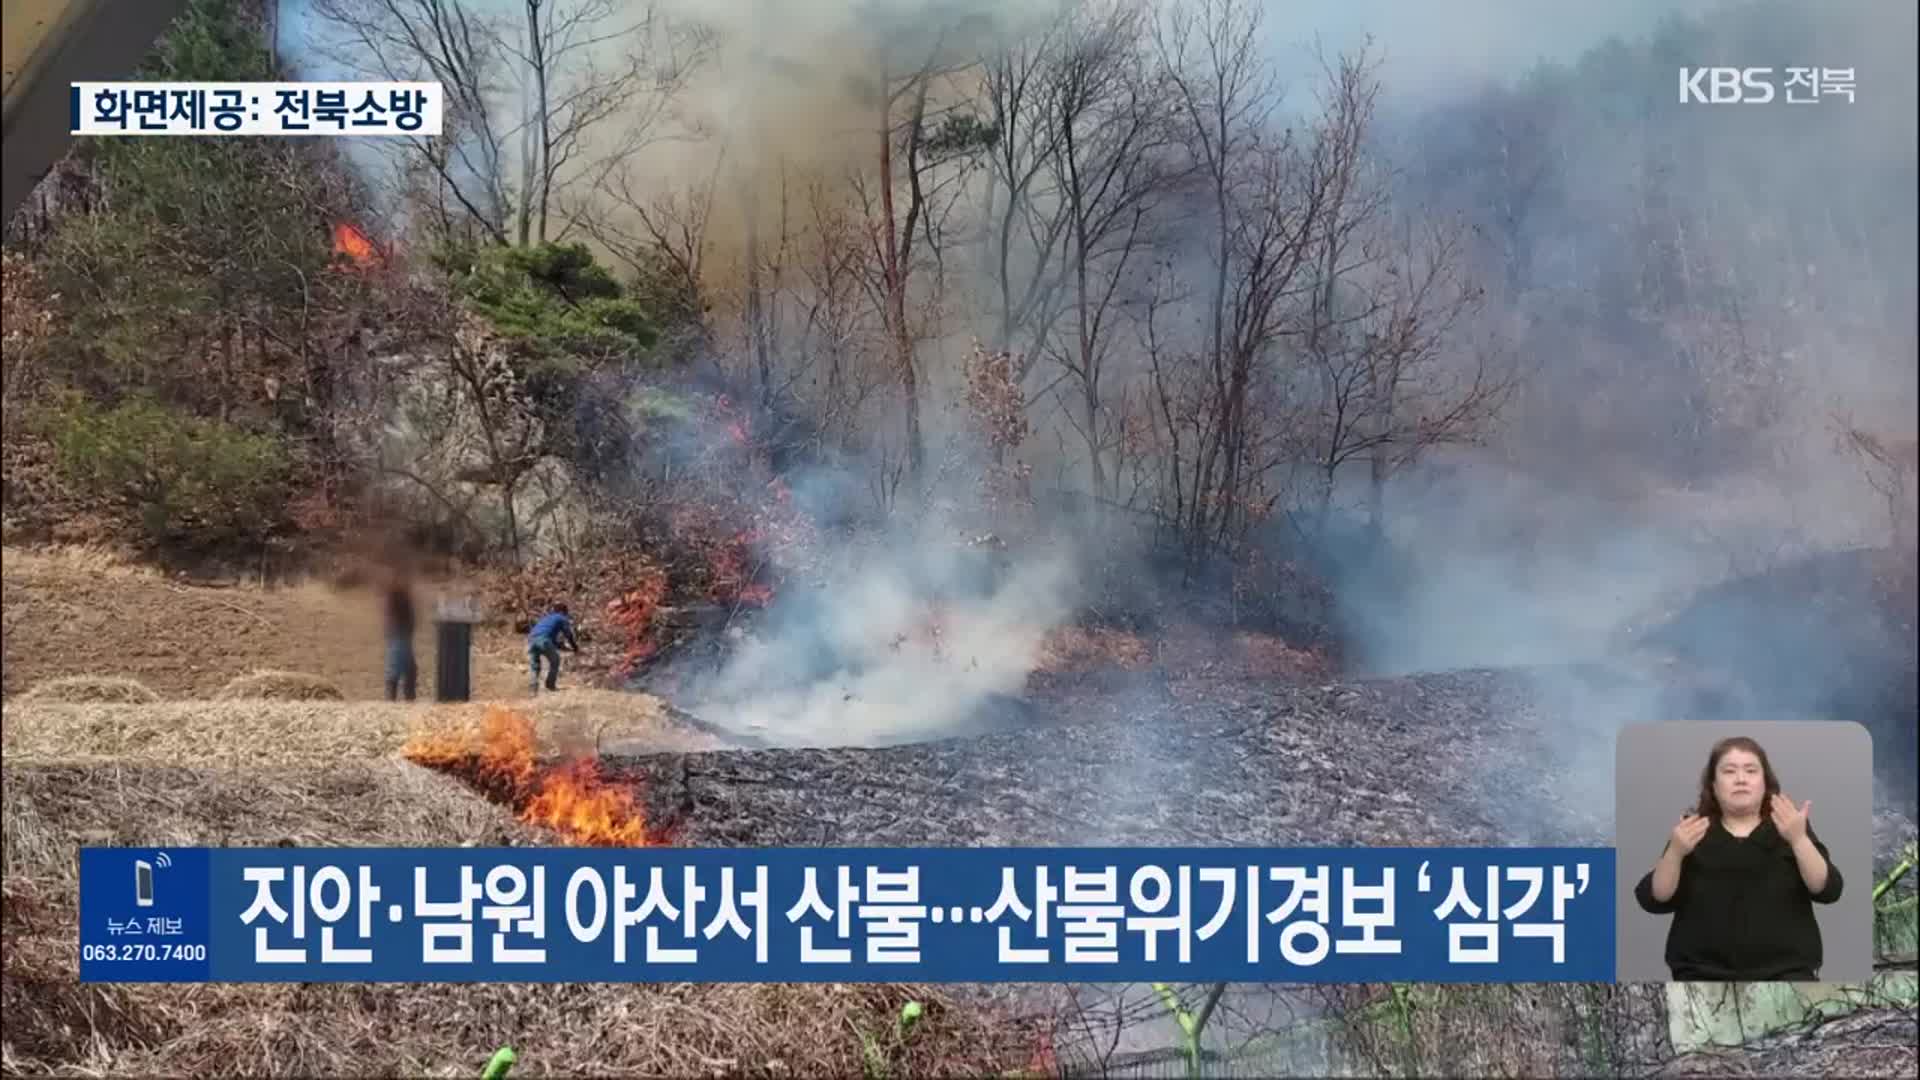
[1668,812,1709,856]
[1647,813,1706,905]
[1772,793,1831,895]
[1770,793,1811,844]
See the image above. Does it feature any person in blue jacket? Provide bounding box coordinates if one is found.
[527,603,579,692]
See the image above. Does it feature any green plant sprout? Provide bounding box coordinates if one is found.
[898,1000,924,1040]
[1152,982,1226,1079]
[855,1000,926,1080]
[481,1046,515,1080]
[1873,843,1916,904]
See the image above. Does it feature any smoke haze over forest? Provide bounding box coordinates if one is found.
[4,7,1916,1074]
[283,0,1914,662]
[41,1,1914,774]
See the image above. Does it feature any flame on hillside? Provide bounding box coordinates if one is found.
[709,528,776,607]
[403,707,660,846]
[331,222,380,268]
[608,569,670,677]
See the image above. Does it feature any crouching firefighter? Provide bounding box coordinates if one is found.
[527,603,579,692]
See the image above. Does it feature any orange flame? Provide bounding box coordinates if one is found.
[331,222,379,268]
[607,570,669,677]
[707,528,775,607]
[403,707,658,846]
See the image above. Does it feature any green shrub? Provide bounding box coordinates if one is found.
[438,242,660,366]
[46,394,290,548]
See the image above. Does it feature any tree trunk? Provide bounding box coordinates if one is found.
[1216,357,1249,547]
[501,470,524,565]
[878,81,925,483]
[897,314,923,480]
[744,187,771,411]
[517,80,535,247]
[1189,163,1232,554]
[1066,117,1105,498]
[1367,445,1387,548]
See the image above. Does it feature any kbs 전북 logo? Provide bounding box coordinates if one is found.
[1678,67,1856,104]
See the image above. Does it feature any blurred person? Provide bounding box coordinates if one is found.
[527,602,579,693]
[1634,735,1843,981]
[382,568,418,701]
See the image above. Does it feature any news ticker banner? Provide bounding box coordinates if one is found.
[79,847,1615,984]
[71,82,443,136]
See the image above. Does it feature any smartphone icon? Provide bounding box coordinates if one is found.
[134,860,154,907]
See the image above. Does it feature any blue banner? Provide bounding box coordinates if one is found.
[79,847,1615,983]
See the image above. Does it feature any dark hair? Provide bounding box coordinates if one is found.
[553,602,569,615]
[1694,736,1781,820]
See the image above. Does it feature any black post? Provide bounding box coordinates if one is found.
[434,618,473,702]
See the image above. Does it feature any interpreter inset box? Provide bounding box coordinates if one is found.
[1615,721,1872,983]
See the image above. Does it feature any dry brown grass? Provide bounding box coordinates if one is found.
[1030,624,1332,681]
[1,761,1047,1077]
[16,676,161,705]
[0,690,725,769]
[1035,626,1153,673]
[1,544,539,702]
[0,544,160,581]
[214,669,346,701]
[1230,631,1335,680]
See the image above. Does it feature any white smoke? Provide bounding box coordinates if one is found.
[672,522,1081,746]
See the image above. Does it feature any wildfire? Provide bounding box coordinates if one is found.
[708,528,775,607]
[330,222,380,268]
[714,395,748,439]
[403,707,658,846]
[607,569,669,677]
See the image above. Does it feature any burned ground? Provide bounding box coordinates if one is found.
[619,659,1914,859]
[618,669,1619,850]
[595,547,1918,1076]
[590,661,1917,1077]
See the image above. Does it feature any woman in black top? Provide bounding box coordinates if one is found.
[1634,735,1843,981]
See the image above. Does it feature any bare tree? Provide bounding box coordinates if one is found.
[979,14,1071,368]
[791,171,892,450]
[587,155,721,339]
[1152,0,1285,553]
[310,0,703,248]
[1042,0,1180,499]
[311,0,514,242]
[1140,22,1481,557]
[1155,0,1350,554]
[508,0,708,245]
[1300,211,1514,538]
[1282,49,1515,538]
[844,11,998,484]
